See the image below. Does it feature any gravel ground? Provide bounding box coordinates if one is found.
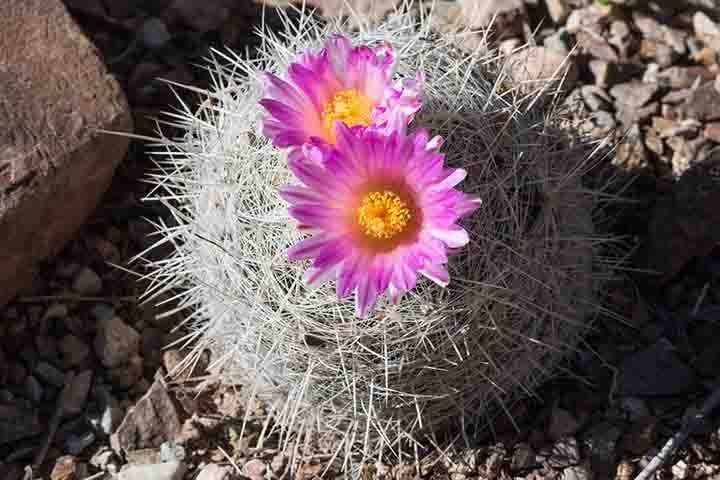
[1,1,720,479]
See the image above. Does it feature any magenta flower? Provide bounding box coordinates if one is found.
[260,34,423,148]
[281,125,481,317]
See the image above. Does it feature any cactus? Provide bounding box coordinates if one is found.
[141,2,614,470]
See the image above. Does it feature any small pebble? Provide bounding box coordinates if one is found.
[160,440,187,462]
[6,445,37,462]
[66,431,96,455]
[138,17,172,49]
[24,375,44,403]
[72,267,103,295]
[91,304,115,322]
[35,361,66,388]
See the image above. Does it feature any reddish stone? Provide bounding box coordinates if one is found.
[0,0,131,307]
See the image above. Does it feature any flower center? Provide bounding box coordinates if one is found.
[357,190,411,240]
[322,89,373,140]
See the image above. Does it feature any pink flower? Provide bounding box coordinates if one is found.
[260,34,423,148]
[281,125,481,317]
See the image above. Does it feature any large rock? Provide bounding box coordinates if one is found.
[640,151,720,282]
[111,373,181,455]
[0,404,44,445]
[0,0,132,306]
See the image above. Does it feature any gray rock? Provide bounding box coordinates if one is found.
[94,316,141,368]
[63,370,93,418]
[583,422,622,477]
[108,354,144,390]
[640,38,676,68]
[641,151,720,280]
[160,440,186,462]
[545,0,569,23]
[138,17,171,50]
[0,405,43,445]
[59,334,90,368]
[657,66,715,89]
[72,267,103,295]
[617,102,659,127]
[549,437,581,468]
[24,375,43,403]
[111,373,181,454]
[608,20,635,59]
[66,430,96,455]
[610,81,659,109]
[694,12,720,42]
[244,459,267,479]
[35,361,65,388]
[580,85,612,111]
[196,464,235,480]
[677,82,720,122]
[592,111,616,130]
[543,28,570,55]
[619,397,650,421]
[633,12,687,54]
[562,465,592,480]
[90,446,120,472]
[90,304,115,322]
[87,385,124,435]
[617,339,695,396]
[506,46,578,91]
[566,5,608,35]
[510,442,536,471]
[42,303,69,321]
[118,462,187,480]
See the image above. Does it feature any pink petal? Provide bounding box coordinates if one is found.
[303,264,340,288]
[430,226,470,248]
[286,234,328,260]
[355,277,378,318]
[420,264,450,287]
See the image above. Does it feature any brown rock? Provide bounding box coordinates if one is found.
[613,126,650,171]
[566,4,609,35]
[162,349,184,375]
[59,334,90,368]
[657,66,716,89]
[0,0,132,307]
[62,370,93,418]
[457,0,526,29]
[50,455,80,480]
[545,0,569,24]
[704,122,720,142]
[640,152,720,282]
[110,372,181,455]
[576,32,619,62]
[694,11,720,45]
[94,317,141,368]
[108,354,144,390]
[677,82,720,121]
[639,38,675,68]
[507,46,578,91]
[610,81,660,109]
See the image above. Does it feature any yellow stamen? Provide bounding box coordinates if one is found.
[357,191,411,240]
[322,89,373,141]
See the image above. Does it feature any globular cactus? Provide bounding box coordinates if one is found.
[141,2,613,470]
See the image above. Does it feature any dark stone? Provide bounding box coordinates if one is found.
[0,404,43,445]
[617,339,696,396]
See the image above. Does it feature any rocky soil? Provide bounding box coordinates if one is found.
[1,0,720,479]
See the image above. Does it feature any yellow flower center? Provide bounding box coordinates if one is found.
[322,89,373,141]
[357,191,411,240]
